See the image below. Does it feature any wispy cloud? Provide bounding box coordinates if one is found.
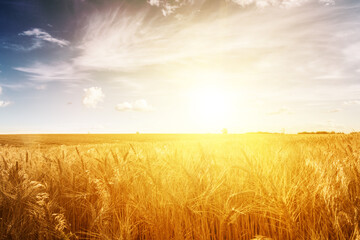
[19,28,69,48]
[73,7,282,72]
[115,102,133,111]
[147,0,336,16]
[83,87,105,108]
[147,0,193,16]
[14,62,88,85]
[3,40,42,51]
[4,28,70,51]
[0,101,10,108]
[12,0,359,104]
[0,86,11,108]
[73,2,352,87]
[319,0,335,6]
[116,99,154,112]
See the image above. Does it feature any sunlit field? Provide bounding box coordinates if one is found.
[1,134,360,240]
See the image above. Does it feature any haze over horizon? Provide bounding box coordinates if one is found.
[0,0,359,134]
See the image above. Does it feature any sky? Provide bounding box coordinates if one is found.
[0,0,359,134]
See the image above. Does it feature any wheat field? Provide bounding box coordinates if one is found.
[0,134,359,240]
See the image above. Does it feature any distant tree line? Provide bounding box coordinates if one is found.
[297,131,344,134]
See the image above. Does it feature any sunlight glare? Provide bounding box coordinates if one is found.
[188,86,234,131]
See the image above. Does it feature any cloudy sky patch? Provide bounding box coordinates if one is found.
[0,0,359,133]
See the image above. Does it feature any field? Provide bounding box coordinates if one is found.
[0,134,360,239]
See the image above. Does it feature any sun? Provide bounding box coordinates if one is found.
[188,86,233,130]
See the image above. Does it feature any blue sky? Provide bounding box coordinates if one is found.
[0,0,359,133]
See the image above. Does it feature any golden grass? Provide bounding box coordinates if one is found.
[0,134,360,239]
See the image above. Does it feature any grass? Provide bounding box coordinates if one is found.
[0,134,360,239]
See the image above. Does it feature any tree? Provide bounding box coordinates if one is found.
[222,128,228,134]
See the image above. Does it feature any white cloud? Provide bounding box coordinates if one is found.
[115,102,133,111]
[116,99,154,112]
[148,0,161,7]
[20,28,69,48]
[0,101,11,108]
[4,40,42,51]
[146,0,336,15]
[231,0,277,8]
[83,87,105,108]
[147,0,195,16]
[12,0,354,105]
[319,0,335,6]
[7,28,70,51]
[133,99,154,111]
[0,87,11,107]
[75,7,279,72]
[74,3,347,82]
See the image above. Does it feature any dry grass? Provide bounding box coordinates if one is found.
[0,134,360,239]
